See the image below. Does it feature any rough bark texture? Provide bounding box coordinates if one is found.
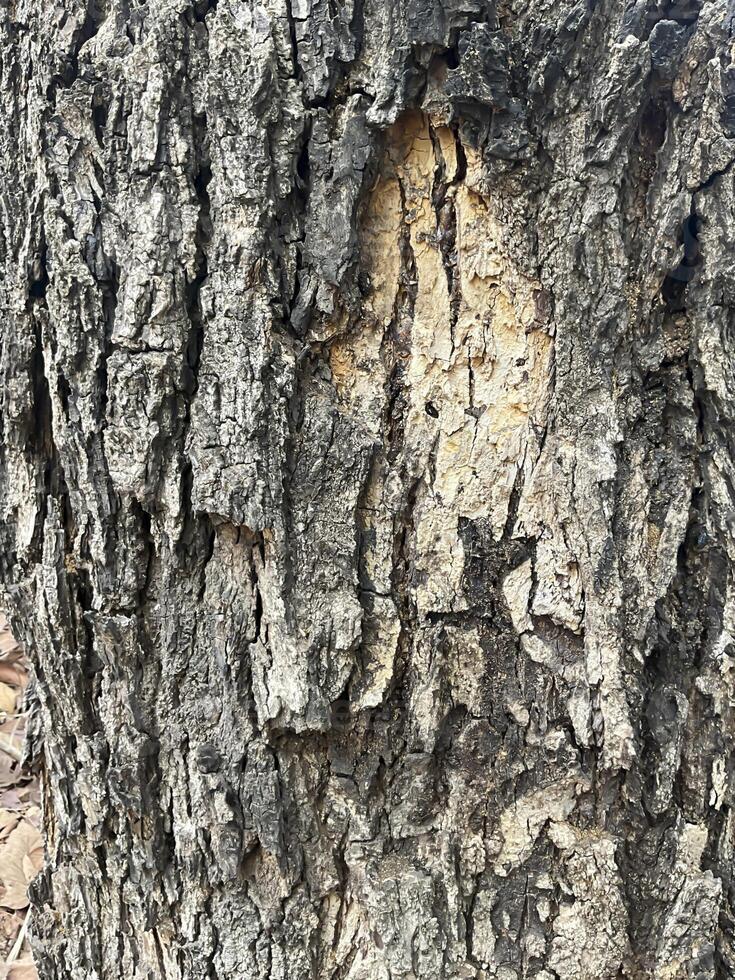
[1,0,735,976]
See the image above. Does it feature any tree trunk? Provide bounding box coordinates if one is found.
[2,0,735,976]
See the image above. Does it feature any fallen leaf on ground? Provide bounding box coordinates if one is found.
[0,811,19,842]
[0,630,22,665]
[0,821,43,910]
[6,959,37,980]
[0,793,22,814]
[0,667,23,690]
[0,909,22,945]
[0,618,38,978]
[0,756,19,790]
[0,686,15,718]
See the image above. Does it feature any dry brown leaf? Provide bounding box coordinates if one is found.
[0,686,16,718]
[0,620,39,980]
[0,909,21,944]
[0,638,19,661]
[0,738,21,766]
[0,626,22,665]
[18,811,38,833]
[0,713,24,735]
[0,668,23,691]
[17,789,39,812]
[0,821,43,910]
[7,960,37,980]
[19,857,34,886]
[0,812,19,842]
[0,793,22,814]
[0,755,18,790]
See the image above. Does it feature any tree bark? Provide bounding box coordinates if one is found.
[2,0,735,976]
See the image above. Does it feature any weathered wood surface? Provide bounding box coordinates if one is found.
[2,0,735,976]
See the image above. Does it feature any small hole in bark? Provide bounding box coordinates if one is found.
[296,139,310,185]
[193,0,218,21]
[196,743,222,773]
[665,0,701,25]
[445,45,460,69]
[193,162,212,201]
[330,698,351,731]
[29,243,49,300]
[639,99,667,155]
[58,374,71,414]
[428,48,458,84]
[92,100,109,148]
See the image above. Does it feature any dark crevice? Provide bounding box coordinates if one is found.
[97,256,118,425]
[662,0,701,26]
[251,534,265,643]
[58,375,71,416]
[195,519,216,603]
[385,472,421,713]
[661,203,701,312]
[428,122,465,339]
[696,157,735,193]
[92,96,109,149]
[285,0,304,85]
[192,0,218,23]
[29,235,49,301]
[28,232,54,492]
[283,121,312,335]
[645,0,701,31]
[47,1,105,104]
[184,113,212,396]
[617,481,723,962]
[383,164,417,464]
[638,97,668,157]
[177,105,213,559]
[30,326,54,483]
[132,500,156,609]
[29,268,85,698]
[296,136,310,187]
[444,45,460,70]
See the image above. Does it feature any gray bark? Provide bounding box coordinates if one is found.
[1,0,735,976]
